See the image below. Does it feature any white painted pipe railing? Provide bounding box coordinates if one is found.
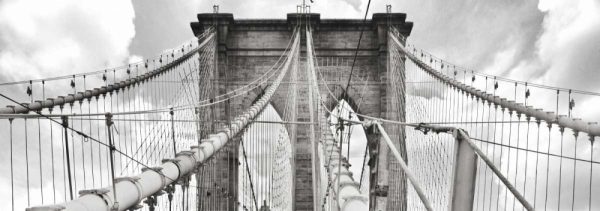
[27,29,300,211]
[307,26,368,211]
[321,122,369,211]
[306,27,321,211]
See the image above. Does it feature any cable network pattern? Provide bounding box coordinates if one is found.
[0,25,303,211]
[0,27,216,211]
[389,25,600,211]
[2,11,600,211]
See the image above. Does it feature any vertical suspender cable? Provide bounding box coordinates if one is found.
[171,108,176,156]
[105,113,119,210]
[10,118,15,211]
[25,117,31,206]
[61,116,74,200]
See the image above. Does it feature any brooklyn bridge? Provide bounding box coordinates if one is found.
[1,3,599,211]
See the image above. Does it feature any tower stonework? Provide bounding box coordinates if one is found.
[191,12,412,211]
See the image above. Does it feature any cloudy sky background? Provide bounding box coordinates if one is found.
[2,0,599,120]
[2,0,599,93]
[1,0,600,210]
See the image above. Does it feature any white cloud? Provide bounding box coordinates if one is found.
[128,54,143,64]
[533,0,600,92]
[0,0,136,82]
[494,0,600,121]
[340,0,362,11]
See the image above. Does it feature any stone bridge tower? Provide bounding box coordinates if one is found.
[191,11,412,211]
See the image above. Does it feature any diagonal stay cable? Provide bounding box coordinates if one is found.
[342,0,372,100]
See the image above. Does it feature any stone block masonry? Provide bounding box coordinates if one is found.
[191,12,412,211]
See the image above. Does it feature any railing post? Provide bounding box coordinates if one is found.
[449,129,477,211]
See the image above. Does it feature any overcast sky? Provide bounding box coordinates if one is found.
[2,0,599,93]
